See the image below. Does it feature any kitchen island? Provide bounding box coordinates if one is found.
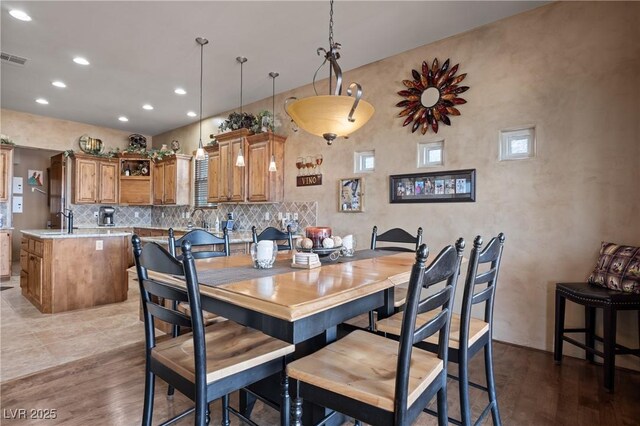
[20,229,131,313]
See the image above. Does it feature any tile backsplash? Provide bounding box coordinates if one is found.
[0,202,8,227]
[70,201,317,232]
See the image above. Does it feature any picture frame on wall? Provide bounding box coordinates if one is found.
[338,177,364,212]
[389,169,476,203]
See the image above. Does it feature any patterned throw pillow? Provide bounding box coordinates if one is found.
[588,242,640,294]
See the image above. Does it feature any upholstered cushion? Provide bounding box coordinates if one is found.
[588,242,640,294]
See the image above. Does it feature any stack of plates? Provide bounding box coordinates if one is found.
[292,252,321,269]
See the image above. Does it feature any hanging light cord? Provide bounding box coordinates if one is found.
[240,60,244,114]
[199,41,204,143]
[272,75,276,122]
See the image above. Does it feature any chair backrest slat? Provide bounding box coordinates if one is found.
[142,279,189,302]
[393,239,465,424]
[474,266,497,285]
[147,303,192,328]
[168,228,230,258]
[471,285,494,305]
[252,225,293,251]
[370,225,423,252]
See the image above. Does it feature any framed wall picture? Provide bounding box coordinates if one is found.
[338,177,364,212]
[389,169,475,203]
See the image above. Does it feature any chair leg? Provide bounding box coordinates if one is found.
[291,381,303,426]
[554,291,566,364]
[142,366,155,426]
[436,379,448,426]
[585,306,596,362]
[280,369,290,426]
[221,394,230,426]
[484,340,502,426]
[195,390,208,425]
[368,310,375,331]
[458,350,471,426]
[603,305,617,392]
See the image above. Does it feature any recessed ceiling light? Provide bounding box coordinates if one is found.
[36,98,49,105]
[73,57,90,66]
[187,111,197,117]
[9,9,31,21]
[174,88,187,95]
[52,81,67,88]
[142,104,154,110]
[118,116,129,122]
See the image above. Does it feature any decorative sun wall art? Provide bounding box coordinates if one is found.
[396,58,469,134]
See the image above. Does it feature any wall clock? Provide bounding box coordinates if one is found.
[396,58,469,134]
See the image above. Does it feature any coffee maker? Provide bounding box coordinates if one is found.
[99,206,115,226]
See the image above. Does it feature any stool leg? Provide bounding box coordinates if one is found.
[458,349,471,426]
[585,306,596,362]
[602,305,616,392]
[485,340,502,425]
[554,291,566,364]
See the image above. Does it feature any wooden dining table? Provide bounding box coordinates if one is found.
[144,249,418,425]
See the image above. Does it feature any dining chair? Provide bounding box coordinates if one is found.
[132,235,295,426]
[377,233,506,426]
[287,239,465,426]
[366,226,424,330]
[252,225,293,251]
[168,227,230,259]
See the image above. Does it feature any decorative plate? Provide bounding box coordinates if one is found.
[128,133,147,149]
[78,134,104,154]
[396,58,468,134]
[171,140,180,153]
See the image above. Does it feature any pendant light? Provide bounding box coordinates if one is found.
[195,37,209,161]
[235,56,247,167]
[268,72,279,172]
[285,0,374,145]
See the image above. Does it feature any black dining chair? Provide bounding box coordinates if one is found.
[366,226,424,330]
[377,233,506,426]
[287,240,465,426]
[168,227,230,259]
[132,235,295,426]
[252,225,293,251]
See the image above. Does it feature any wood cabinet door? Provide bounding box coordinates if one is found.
[49,154,65,228]
[74,158,97,203]
[247,140,269,202]
[153,162,165,204]
[163,160,177,204]
[28,254,44,304]
[229,138,246,202]
[207,149,220,203]
[218,142,231,201]
[0,232,11,277]
[98,161,118,204]
[0,148,9,202]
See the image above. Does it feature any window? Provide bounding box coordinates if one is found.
[500,126,535,161]
[418,140,444,168]
[354,150,375,173]
[193,157,210,207]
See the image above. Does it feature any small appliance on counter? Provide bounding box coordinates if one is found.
[99,206,116,226]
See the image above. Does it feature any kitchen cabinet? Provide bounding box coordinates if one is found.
[246,132,286,202]
[205,147,220,203]
[0,144,14,202]
[207,129,251,203]
[0,230,11,278]
[153,154,192,205]
[71,153,119,204]
[20,232,128,313]
[119,156,153,205]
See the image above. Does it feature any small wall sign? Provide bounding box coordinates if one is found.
[297,174,323,187]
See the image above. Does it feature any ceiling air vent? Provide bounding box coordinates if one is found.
[1,52,28,66]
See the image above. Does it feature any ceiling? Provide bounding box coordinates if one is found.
[1,1,546,136]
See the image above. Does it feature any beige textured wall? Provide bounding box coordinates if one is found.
[155,2,640,368]
[0,109,150,151]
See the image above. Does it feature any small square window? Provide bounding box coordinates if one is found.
[418,140,444,168]
[500,126,535,161]
[354,150,375,173]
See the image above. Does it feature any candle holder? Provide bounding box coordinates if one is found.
[250,241,278,269]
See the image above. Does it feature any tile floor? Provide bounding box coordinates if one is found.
[0,264,145,382]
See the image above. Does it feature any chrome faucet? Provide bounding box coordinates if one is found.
[189,208,207,229]
[59,209,74,234]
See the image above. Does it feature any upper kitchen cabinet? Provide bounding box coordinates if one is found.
[205,145,220,203]
[153,154,192,205]
[208,129,251,203]
[0,144,14,202]
[246,132,286,202]
[119,155,152,205]
[71,153,119,204]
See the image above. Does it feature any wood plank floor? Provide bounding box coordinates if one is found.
[1,339,638,425]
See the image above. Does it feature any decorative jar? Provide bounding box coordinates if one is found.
[250,240,278,269]
[306,226,332,248]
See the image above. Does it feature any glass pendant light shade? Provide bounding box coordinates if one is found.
[195,142,206,160]
[268,154,277,172]
[286,95,374,142]
[235,147,245,167]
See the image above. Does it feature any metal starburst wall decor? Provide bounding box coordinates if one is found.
[396,58,469,134]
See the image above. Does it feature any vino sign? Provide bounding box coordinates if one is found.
[297,174,323,187]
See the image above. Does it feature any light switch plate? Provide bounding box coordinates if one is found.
[277,212,283,220]
[93,212,99,218]
[96,240,103,250]
[134,211,139,218]
[293,213,298,220]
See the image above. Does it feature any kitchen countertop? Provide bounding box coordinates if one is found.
[140,230,255,245]
[21,229,132,239]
